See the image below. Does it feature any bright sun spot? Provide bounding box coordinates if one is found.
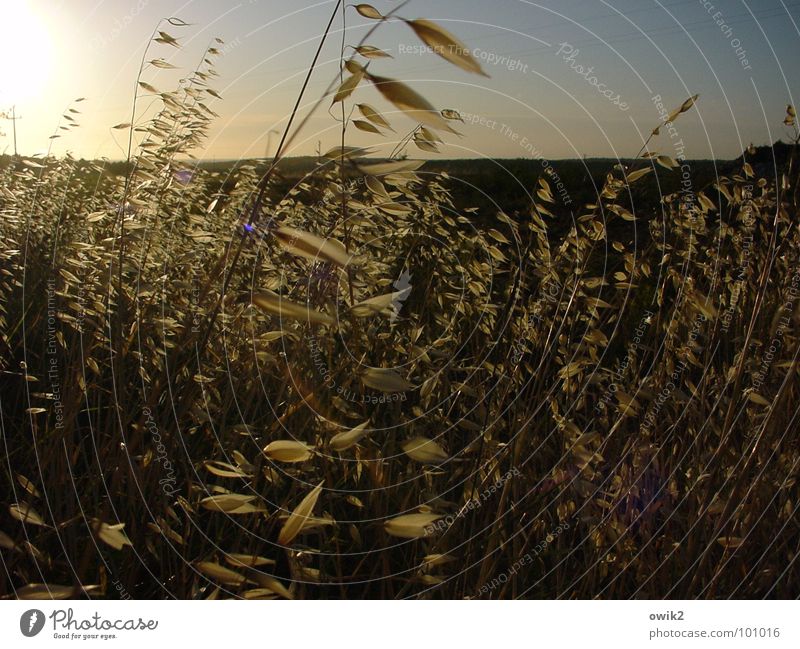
[0,1,53,103]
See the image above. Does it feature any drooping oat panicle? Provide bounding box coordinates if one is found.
[366,73,458,134]
[329,421,372,451]
[405,18,489,77]
[252,291,336,326]
[278,481,324,546]
[402,436,448,463]
[274,226,350,267]
[263,440,314,463]
[384,513,442,539]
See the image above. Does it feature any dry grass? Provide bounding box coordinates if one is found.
[1,8,799,600]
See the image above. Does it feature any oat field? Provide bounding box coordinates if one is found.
[1,5,799,600]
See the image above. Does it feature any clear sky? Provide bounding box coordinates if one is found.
[1,0,798,160]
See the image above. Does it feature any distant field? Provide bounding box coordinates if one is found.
[2,131,799,598]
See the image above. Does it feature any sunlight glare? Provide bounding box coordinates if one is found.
[0,1,53,103]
